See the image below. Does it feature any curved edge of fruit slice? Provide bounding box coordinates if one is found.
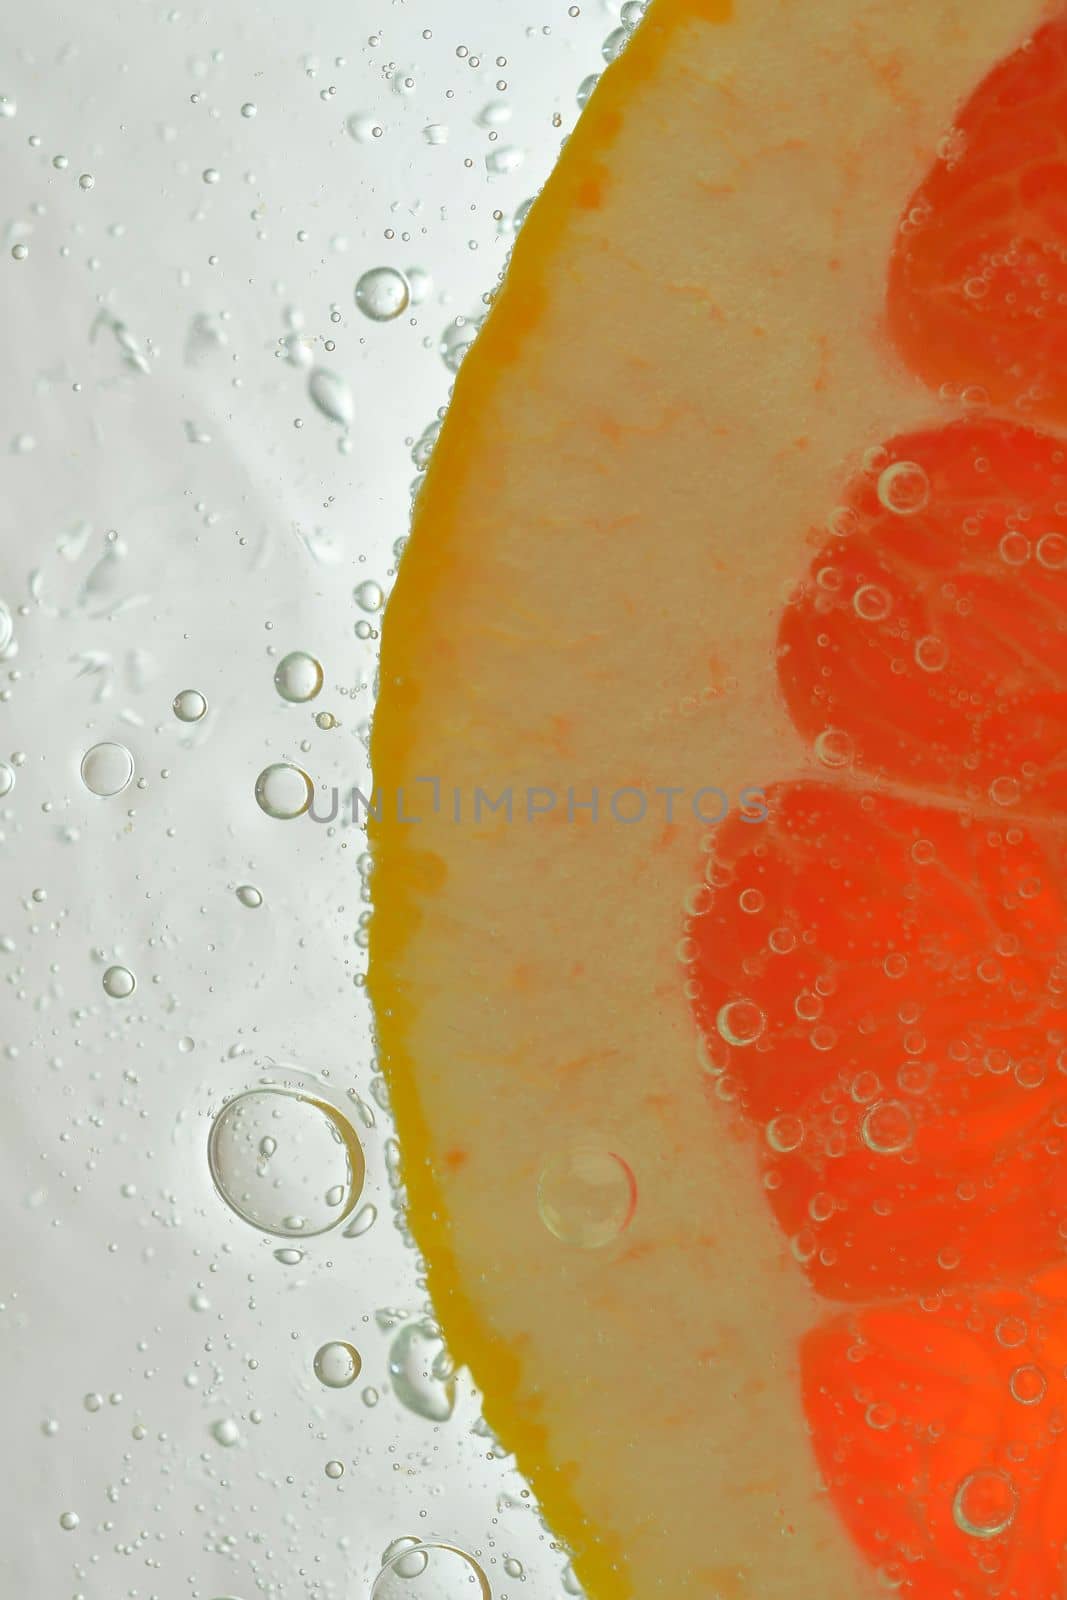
[368,5,733,1594]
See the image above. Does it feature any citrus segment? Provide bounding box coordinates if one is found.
[804,1291,1067,1597]
[689,780,1067,1300]
[888,15,1067,426]
[778,419,1067,814]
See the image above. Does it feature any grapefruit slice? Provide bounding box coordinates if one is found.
[367,2,1054,1597]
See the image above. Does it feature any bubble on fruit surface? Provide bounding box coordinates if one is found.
[537,1144,636,1249]
[952,1469,1017,1539]
[876,460,930,516]
[814,727,854,769]
[853,583,892,622]
[254,762,313,819]
[766,1114,804,1154]
[914,634,949,672]
[313,1340,362,1389]
[989,775,1021,808]
[601,26,629,62]
[207,1079,365,1237]
[577,73,599,110]
[716,998,765,1047]
[860,1100,914,1155]
[80,741,134,797]
[308,368,354,429]
[353,580,384,613]
[388,1319,456,1422]
[273,651,323,703]
[621,0,648,24]
[354,266,410,322]
[440,318,481,373]
[370,1540,491,1600]
[172,688,208,723]
[561,1562,586,1596]
[102,964,136,999]
[1009,1363,1046,1405]
[1036,531,1067,570]
[999,531,1029,566]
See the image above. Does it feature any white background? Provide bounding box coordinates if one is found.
[0,1,629,1595]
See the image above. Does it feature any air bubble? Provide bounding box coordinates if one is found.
[716,998,765,1046]
[440,318,481,372]
[952,1469,1017,1539]
[354,266,410,322]
[308,368,354,429]
[876,460,930,516]
[860,1100,913,1155]
[853,584,892,622]
[353,580,384,613]
[80,741,134,797]
[207,1080,365,1236]
[254,762,314,819]
[537,1144,636,1248]
[172,688,208,722]
[914,635,949,672]
[314,1341,362,1388]
[577,73,599,109]
[235,885,263,909]
[371,1541,491,1600]
[999,532,1030,566]
[273,651,324,703]
[766,1114,804,1153]
[1009,1363,1046,1405]
[1036,531,1067,570]
[814,727,854,768]
[102,965,136,999]
[343,1202,377,1238]
[389,1320,456,1421]
[601,26,629,61]
[988,776,1021,808]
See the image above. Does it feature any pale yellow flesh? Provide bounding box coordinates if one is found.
[369,3,1044,1596]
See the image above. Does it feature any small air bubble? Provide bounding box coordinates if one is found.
[876,461,930,516]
